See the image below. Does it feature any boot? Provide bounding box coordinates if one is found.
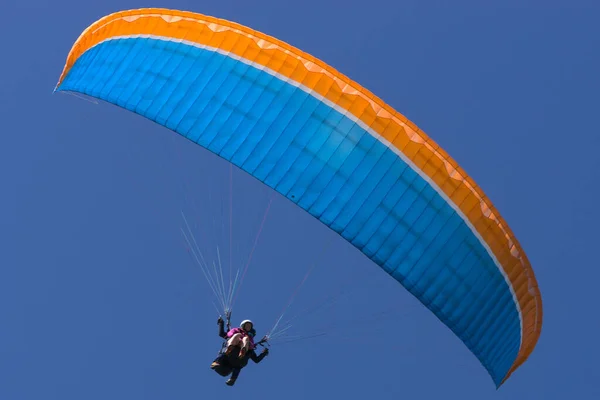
[226,377,236,386]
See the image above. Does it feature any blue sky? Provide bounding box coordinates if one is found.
[2,0,599,399]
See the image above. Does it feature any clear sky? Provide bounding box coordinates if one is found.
[2,0,599,399]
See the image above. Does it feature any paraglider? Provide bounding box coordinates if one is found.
[211,317,269,386]
[54,7,543,387]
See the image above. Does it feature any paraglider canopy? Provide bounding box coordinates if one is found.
[54,7,542,387]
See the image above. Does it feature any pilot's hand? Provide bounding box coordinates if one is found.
[217,316,224,325]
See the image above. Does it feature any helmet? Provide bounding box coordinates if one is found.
[240,320,254,330]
